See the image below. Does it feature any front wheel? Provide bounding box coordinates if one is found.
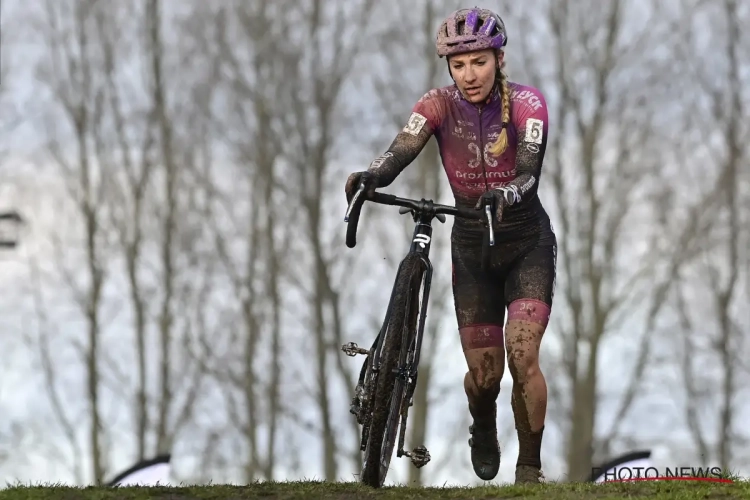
[360,253,424,487]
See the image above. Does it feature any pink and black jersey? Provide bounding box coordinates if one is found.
[368,81,552,238]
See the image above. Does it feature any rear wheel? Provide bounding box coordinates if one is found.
[360,253,424,487]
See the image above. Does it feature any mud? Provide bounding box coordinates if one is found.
[505,319,546,468]
[464,349,503,417]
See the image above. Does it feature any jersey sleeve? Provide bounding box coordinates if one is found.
[505,85,549,204]
[366,90,446,188]
[410,89,445,133]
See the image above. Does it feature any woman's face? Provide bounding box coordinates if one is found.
[448,49,503,103]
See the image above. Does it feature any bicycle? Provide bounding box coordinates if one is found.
[341,172,495,487]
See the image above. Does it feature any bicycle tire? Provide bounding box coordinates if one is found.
[361,253,424,487]
[381,259,424,475]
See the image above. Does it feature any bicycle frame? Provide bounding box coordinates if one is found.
[381,210,436,459]
[342,173,494,470]
[348,207,436,457]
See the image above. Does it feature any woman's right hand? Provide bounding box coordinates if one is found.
[345,171,378,203]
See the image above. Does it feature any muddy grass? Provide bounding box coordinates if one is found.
[1,480,749,499]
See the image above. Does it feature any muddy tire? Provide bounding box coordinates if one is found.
[361,253,424,487]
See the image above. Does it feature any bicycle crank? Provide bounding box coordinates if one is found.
[341,342,370,357]
[403,445,431,468]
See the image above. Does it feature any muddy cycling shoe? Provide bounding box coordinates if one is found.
[467,413,501,480]
[515,465,545,484]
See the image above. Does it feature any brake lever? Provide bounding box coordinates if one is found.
[344,185,365,222]
[484,205,495,246]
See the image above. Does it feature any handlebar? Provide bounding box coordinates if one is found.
[344,172,496,250]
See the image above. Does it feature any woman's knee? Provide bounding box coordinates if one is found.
[464,364,502,395]
[506,344,541,383]
[465,350,504,390]
[461,324,506,392]
[505,299,549,382]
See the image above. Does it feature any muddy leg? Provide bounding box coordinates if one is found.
[460,325,505,480]
[505,299,549,483]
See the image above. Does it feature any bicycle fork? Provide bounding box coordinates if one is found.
[341,253,434,469]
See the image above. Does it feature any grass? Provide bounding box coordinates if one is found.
[1,479,749,500]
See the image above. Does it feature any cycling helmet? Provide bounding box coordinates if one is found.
[436,8,507,58]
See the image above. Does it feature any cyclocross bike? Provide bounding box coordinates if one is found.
[342,171,495,487]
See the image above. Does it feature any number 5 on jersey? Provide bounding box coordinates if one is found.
[525,118,543,145]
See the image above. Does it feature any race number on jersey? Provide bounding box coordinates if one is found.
[524,118,544,145]
[403,112,428,136]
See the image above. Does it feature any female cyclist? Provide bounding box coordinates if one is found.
[345,7,555,484]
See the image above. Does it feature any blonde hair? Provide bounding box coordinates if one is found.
[487,66,511,156]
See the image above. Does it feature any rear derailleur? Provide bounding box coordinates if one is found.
[342,342,370,425]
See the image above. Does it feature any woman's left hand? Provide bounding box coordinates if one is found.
[474,187,518,224]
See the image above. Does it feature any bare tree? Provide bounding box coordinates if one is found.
[33,0,111,483]
[176,0,291,481]
[92,1,157,461]
[212,2,288,479]
[147,0,179,455]
[273,0,380,480]
[26,255,87,484]
[706,0,746,471]
[671,0,749,472]
[133,0,211,458]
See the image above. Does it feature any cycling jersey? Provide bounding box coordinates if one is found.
[368,81,551,238]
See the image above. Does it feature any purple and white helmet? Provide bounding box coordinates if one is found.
[436,8,507,58]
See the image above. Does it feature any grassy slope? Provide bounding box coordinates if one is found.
[1,480,749,500]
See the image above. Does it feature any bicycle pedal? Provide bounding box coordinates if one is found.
[404,445,431,468]
[341,342,369,357]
